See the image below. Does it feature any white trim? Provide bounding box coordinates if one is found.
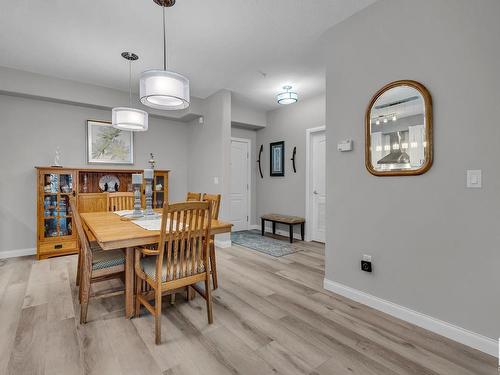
[214,239,232,248]
[0,248,36,259]
[323,278,498,357]
[305,126,326,242]
[249,224,260,231]
[231,137,252,231]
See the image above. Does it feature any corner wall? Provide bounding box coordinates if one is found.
[324,0,500,344]
[187,90,232,243]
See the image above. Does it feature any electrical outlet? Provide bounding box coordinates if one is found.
[361,260,372,273]
[361,254,372,273]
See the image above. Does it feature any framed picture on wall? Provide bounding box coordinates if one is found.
[86,120,134,164]
[270,141,285,176]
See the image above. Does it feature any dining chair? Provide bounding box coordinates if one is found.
[108,192,134,211]
[69,198,125,324]
[202,193,221,290]
[76,193,109,287]
[134,201,213,345]
[186,191,202,201]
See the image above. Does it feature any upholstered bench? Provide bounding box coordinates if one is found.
[261,213,305,243]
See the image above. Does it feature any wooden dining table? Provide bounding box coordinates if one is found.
[80,210,232,318]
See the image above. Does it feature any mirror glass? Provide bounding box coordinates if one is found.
[367,82,432,175]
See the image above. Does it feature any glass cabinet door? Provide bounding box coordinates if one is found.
[41,171,74,240]
[153,173,166,208]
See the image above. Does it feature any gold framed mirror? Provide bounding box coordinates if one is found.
[365,80,433,176]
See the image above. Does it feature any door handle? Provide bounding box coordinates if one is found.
[313,190,319,195]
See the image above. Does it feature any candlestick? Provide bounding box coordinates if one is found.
[132,173,142,185]
[144,169,154,180]
[131,181,143,217]
[143,170,159,219]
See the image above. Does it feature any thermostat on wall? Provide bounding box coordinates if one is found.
[337,139,353,152]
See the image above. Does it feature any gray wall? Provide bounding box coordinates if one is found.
[256,95,325,235]
[324,0,500,339]
[0,94,189,254]
[231,126,257,225]
[187,90,232,242]
[231,97,267,129]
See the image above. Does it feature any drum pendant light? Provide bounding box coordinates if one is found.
[140,0,190,110]
[112,52,149,131]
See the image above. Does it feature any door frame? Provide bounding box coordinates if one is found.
[230,137,252,231]
[305,126,326,242]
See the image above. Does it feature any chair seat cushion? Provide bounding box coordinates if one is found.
[92,248,125,271]
[141,253,205,282]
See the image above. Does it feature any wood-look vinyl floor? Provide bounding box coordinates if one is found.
[0,237,496,375]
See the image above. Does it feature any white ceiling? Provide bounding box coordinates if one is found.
[0,0,375,111]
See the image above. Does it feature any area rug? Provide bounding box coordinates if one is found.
[231,230,301,257]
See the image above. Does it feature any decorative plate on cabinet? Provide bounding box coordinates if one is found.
[99,174,120,192]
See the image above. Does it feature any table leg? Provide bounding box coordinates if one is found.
[261,218,265,236]
[272,222,276,235]
[301,223,305,241]
[125,247,135,318]
[289,225,293,243]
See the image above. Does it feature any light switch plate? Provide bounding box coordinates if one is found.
[466,170,482,188]
[213,176,219,185]
[337,139,353,152]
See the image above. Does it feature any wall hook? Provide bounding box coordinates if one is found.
[291,146,297,173]
[257,144,264,178]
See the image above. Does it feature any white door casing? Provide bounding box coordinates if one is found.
[311,131,326,242]
[305,126,326,242]
[230,138,250,232]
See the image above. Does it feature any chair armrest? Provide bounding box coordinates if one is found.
[137,246,160,256]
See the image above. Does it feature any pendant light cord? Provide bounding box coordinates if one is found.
[162,6,167,70]
[128,59,132,107]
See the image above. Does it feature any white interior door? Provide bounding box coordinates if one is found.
[311,131,326,242]
[230,139,249,232]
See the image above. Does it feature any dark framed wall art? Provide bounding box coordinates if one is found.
[270,141,285,177]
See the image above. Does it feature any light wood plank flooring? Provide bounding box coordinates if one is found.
[0,238,496,375]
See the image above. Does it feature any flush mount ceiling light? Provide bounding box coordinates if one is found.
[276,85,298,105]
[112,52,149,132]
[140,0,190,110]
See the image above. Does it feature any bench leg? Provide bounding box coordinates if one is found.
[272,221,276,235]
[289,225,293,243]
[261,218,265,236]
[301,223,305,241]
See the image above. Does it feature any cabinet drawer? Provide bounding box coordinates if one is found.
[39,241,77,254]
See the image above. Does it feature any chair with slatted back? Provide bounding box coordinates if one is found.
[134,201,213,344]
[108,192,134,212]
[186,191,201,201]
[69,198,125,324]
[202,193,221,290]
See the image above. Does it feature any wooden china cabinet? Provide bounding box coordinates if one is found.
[36,166,169,260]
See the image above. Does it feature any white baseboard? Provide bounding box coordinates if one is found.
[215,239,232,248]
[0,248,36,259]
[323,278,498,358]
[249,224,260,231]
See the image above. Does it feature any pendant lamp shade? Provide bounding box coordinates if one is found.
[112,52,149,132]
[139,69,190,110]
[140,1,190,111]
[112,107,149,131]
